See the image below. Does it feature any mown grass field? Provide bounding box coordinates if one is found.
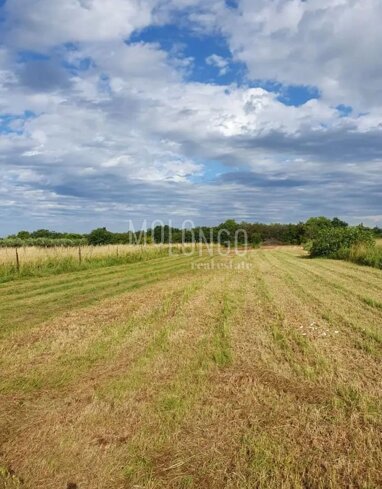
[0,248,381,488]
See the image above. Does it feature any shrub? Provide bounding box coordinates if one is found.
[309,227,375,258]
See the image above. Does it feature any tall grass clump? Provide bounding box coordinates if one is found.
[346,242,382,269]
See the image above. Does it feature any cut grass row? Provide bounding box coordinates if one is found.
[1,249,381,488]
[0,276,211,394]
[1,259,246,488]
[270,251,382,339]
[0,253,213,338]
[0,252,193,296]
[0,254,199,305]
[131,250,381,488]
[275,250,382,313]
[263,251,382,360]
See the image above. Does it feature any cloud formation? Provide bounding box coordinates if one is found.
[0,0,381,234]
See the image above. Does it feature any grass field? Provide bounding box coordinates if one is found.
[0,248,381,488]
[0,245,191,284]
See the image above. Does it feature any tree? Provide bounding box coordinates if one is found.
[88,227,114,246]
[331,217,348,228]
[304,217,333,241]
[17,231,31,239]
[153,225,169,244]
[216,219,240,246]
[30,229,55,238]
[251,233,262,247]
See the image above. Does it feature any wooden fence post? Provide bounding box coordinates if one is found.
[15,247,20,272]
[78,246,82,264]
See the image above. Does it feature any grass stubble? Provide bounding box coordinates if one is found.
[0,248,381,488]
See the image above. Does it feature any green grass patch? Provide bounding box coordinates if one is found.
[333,385,381,421]
[362,296,382,310]
[212,297,233,367]
[0,466,23,489]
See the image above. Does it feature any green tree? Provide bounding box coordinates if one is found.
[251,233,262,247]
[30,229,54,238]
[216,219,239,246]
[17,230,31,239]
[304,217,333,240]
[331,217,348,228]
[88,227,114,246]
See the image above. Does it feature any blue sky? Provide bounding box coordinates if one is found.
[0,0,382,234]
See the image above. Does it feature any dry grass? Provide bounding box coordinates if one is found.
[0,244,197,283]
[0,248,381,488]
[344,242,382,269]
[0,244,136,266]
[0,245,191,266]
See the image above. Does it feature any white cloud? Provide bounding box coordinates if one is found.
[206,54,230,76]
[1,0,154,49]
[0,0,382,232]
[214,0,382,109]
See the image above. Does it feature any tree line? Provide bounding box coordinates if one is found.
[1,217,381,248]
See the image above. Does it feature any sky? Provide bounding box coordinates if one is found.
[0,0,382,234]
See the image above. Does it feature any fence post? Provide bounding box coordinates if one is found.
[78,246,82,264]
[15,247,20,272]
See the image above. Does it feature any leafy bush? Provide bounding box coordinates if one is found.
[309,227,375,258]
